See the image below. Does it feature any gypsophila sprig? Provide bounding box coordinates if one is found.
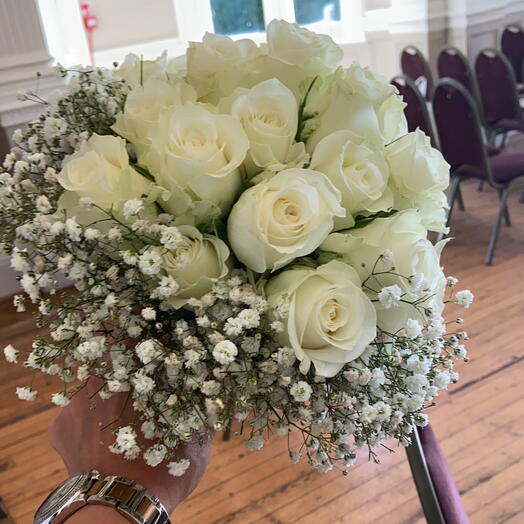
[1,21,471,478]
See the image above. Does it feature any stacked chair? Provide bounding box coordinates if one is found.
[475,48,524,146]
[391,74,438,146]
[433,79,524,265]
[394,36,524,265]
[400,45,434,101]
[501,24,524,92]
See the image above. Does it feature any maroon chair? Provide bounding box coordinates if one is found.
[433,78,524,265]
[475,48,524,145]
[391,74,464,210]
[501,24,524,87]
[437,46,488,128]
[391,74,437,146]
[401,45,434,101]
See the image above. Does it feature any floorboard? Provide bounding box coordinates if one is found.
[0,174,523,523]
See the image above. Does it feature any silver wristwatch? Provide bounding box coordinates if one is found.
[33,470,171,524]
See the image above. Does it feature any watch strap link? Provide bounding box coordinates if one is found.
[85,476,170,524]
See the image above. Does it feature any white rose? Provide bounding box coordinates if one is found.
[386,130,450,232]
[307,65,405,151]
[310,130,393,229]
[143,102,249,214]
[267,19,343,70]
[56,134,151,211]
[116,52,178,87]
[387,130,449,199]
[321,210,447,333]
[231,78,308,174]
[377,94,409,145]
[186,32,260,100]
[227,168,345,273]
[266,260,377,377]
[112,78,196,156]
[162,225,229,307]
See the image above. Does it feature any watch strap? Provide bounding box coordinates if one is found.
[85,475,170,524]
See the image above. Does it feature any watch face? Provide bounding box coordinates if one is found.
[34,472,90,522]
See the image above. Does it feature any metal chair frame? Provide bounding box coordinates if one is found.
[434,78,524,264]
[401,45,434,100]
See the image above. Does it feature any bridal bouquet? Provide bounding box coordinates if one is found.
[1,20,472,476]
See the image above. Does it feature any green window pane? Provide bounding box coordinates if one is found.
[210,0,265,35]
[294,0,341,25]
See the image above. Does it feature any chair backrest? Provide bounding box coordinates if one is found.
[475,48,522,127]
[391,74,438,147]
[437,45,488,128]
[501,24,524,83]
[400,45,434,100]
[436,46,476,96]
[433,78,493,185]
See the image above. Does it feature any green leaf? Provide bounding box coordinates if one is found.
[295,76,318,144]
[350,209,398,230]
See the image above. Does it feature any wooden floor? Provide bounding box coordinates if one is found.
[1,177,524,523]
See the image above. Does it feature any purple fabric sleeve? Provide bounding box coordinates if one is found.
[419,424,470,524]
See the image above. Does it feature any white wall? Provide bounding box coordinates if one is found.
[89,0,179,52]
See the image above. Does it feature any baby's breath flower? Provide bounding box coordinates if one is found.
[108,227,123,241]
[141,307,157,321]
[212,340,238,365]
[3,344,19,363]
[123,199,144,219]
[16,386,37,401]
[168,459,190,477]
[380,249,394,264]
[378,285,402,308]
[455,290,474,308]
[160,227,183,250]
[246,435,264,451]
[290,381,312,402]
[405,318,422,339]
[35,195,52,213]
[51,392,70,406]
[138,248,162,275]
[144,444,167,467]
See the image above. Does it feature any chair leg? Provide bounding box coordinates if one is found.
[486,187,509,265]
[405,426,445,524]
[223,426,231,441]
[446,176,460,227]
[456,184,465,211]
[497,131,509,149]
[437,176,460,243]
[498,188,511,226]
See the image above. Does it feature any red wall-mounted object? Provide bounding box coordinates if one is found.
[80,3,98,66]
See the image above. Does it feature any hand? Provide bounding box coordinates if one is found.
[48,377,212,515]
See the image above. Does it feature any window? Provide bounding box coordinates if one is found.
[211,0,265,35]
[294,0,341,25]
[202,0,364,44]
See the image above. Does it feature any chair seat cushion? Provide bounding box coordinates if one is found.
[458,152,524,183]
[493,118,524,131]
